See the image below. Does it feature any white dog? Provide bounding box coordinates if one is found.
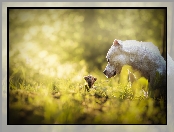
[103,39,166,98]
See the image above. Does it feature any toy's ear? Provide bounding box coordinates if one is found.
[113,39,120,46]
[84,76,88,80]
[94,77,97,81]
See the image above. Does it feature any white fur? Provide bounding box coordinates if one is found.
[104,39,166,97]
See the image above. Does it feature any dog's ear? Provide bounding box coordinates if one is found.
[113,39,120,46]
[94,77,97,81]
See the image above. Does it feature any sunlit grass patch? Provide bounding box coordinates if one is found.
[8,63,166,124]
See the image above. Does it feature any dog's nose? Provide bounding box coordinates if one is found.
[103,70,107,75]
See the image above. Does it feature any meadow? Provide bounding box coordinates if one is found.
[9,62,166,124]
[8,9,166,124]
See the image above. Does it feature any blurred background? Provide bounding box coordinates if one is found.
[9,9,166,82]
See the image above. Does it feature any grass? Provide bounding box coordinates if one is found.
[8,64,167,124]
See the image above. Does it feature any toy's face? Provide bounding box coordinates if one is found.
[84,75,97,88]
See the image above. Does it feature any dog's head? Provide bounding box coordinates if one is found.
[84,75,97,88]
[103,62,116,78]
[103,39,123,78]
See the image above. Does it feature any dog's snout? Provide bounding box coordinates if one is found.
[103,70,107,75]
[113,71,116,76]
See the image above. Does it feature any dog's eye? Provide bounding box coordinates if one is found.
[107,59,110,62]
